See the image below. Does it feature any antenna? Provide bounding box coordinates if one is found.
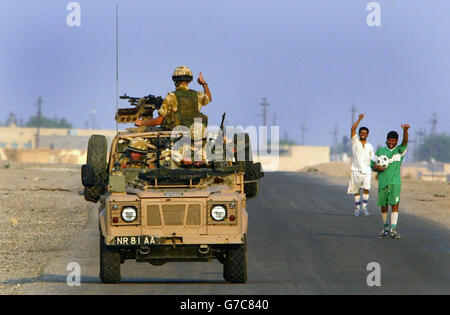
[115,3,119,135]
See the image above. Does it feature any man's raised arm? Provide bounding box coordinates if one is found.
[401,124,410,147]
[351,114,365,138]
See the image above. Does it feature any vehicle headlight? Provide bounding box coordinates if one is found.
[211,205,227,221]
[121,207,137,222]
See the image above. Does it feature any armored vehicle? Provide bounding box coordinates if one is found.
[81,94,263,283]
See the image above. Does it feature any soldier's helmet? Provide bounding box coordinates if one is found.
[127,138,148,154]
[172,65,193,82]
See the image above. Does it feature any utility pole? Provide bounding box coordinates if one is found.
[429,113,438,167]
[414,128,426,161]
[272,112,277,126]
[91,109,96,130]
[299,123,308,146]
[259,97,270,126]
[35,96,43,149]
[429,112,438,135]
[332,123,339,148]
[350,104,357,124]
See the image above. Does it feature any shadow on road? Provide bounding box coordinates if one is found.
[1,274,230,285]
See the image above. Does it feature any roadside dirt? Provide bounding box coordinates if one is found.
[0,161,93,294]
[302,162,450,228]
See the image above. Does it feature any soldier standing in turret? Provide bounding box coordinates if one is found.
[136,66,212,167]
[135,65,212,129]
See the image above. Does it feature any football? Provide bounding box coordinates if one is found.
[376,155,390,168]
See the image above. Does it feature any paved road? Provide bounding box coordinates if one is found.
[17,172,450,294]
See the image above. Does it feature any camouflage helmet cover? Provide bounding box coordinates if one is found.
[172,65,193,82]
[127,137,148,153]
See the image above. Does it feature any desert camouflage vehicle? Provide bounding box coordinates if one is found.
[81,94,263,284]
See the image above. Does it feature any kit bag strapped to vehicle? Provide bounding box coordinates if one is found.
[83,135,108,202]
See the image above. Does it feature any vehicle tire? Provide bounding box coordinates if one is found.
[223,239,248,283]
[84,135,107,203]
[99,236,121,284]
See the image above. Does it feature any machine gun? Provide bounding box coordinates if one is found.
[115,93,164,124]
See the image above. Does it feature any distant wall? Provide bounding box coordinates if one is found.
[0,126,116,149]
[255,145,330,172]
[402,163,450,182]
[2,148,87,165]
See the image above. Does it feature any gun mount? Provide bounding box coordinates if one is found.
[115,93,164,124]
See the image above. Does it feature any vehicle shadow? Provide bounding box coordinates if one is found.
[1,274,227,285]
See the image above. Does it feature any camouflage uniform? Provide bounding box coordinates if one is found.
[118,152,153,169]
[118,138,154,169]
[158,85,210,125]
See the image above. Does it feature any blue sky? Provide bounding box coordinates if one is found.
[0,0,449,149]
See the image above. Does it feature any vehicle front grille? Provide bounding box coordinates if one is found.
[146,203,202,226]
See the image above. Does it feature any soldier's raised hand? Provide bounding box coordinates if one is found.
[358,114,365,120]
[401,124,410,130]
[197,72,206,86]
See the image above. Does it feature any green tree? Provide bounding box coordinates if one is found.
[416,133,450,163]
[25,115,73,129]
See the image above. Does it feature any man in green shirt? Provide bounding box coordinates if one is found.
[371,124,410,239]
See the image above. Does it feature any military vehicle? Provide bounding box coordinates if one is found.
[81,94,263,283]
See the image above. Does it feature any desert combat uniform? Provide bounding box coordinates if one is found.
[159,84,210,131]
[118,153,153,169]
[118,137,154,169]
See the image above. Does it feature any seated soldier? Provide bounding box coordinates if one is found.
[118,138,152,169]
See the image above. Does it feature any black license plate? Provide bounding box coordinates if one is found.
[114,236,160,246]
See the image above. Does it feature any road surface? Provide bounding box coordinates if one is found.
[15,172,450,294]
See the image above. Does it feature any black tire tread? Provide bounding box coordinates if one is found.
[223,240,247,283]
[99,236,121,284]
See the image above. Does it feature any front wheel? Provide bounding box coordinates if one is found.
[99,236,121,284]
[223,240,248,283]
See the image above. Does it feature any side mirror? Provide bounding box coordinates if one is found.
[81,164,96,187]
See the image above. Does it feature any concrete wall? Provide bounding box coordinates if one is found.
[0,126,116,149]
[255,145,330,172]
[1,148,87,165]
[402,163,450,182]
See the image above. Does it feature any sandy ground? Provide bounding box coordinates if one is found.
[302,162,449,228]
[0,161,94,294]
